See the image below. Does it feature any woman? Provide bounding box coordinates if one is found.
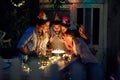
[62,30,77,55]
[76,24,90,44]
[60,16,77,55]
[74,28,104,80]
[37,20,50,55]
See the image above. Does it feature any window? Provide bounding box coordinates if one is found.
[77,8,100,45]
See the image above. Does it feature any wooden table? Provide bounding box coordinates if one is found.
[1,54,79,80]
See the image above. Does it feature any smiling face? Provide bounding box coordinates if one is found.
[78,25,85,34]
[53,24,61,34]
[36,20,50,33]
[36,24,44,33]
[61,26,68,33]
[43,25,49,33]
[43,21,50,33]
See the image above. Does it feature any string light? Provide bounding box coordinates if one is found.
[10,0,25,7]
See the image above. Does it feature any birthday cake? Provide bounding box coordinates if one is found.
[52,49,65,54]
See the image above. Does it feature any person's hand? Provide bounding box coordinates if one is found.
[43,29,47,34]
[49,36,54,43]
[46,49,53,53]
[59,37,65,43]
[80,33,88,40]
[29,51,37,58]
[36,48,44,54]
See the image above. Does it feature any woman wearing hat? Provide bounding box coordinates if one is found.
[60,16,77,55]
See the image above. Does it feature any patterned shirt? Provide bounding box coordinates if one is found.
[17,27,39,53]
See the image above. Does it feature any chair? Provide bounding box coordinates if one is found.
[0,30,12,69]
[0,30,11,48]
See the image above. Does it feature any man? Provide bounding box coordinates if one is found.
[17,18,45,56]
[17,18,49,70]
[49,20,67,51]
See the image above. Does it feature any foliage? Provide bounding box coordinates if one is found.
[52,0,65,9]
[5,8,30,48]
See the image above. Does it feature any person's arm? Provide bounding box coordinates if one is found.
[64,36,77,55]
[17,28,33,55]
[64,37,73,51]
[19,47,29,55]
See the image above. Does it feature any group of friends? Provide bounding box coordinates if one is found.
[17,11,104,80]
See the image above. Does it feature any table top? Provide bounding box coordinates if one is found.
[0,55,79,80]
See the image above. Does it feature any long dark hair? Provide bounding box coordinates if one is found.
[75,24,90,44]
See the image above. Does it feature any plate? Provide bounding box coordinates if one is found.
[52,49,65,54]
